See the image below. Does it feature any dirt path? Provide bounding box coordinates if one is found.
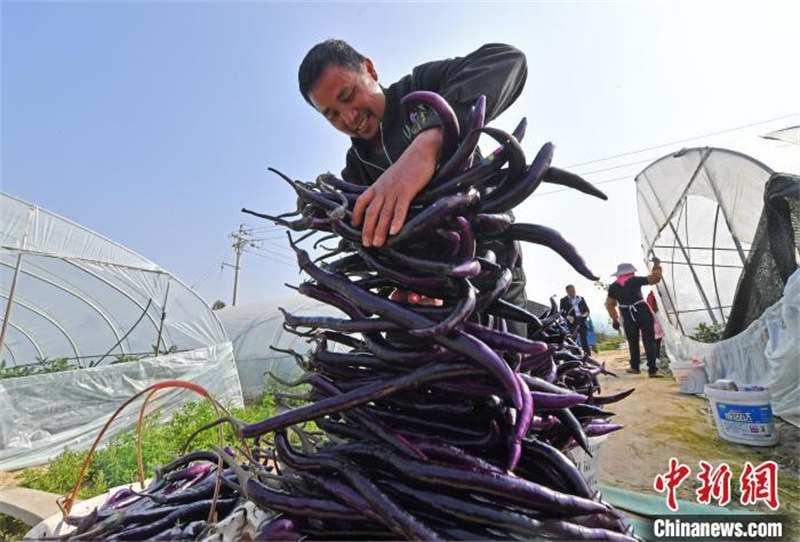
[594,348,799,518]
[0,471,21,487]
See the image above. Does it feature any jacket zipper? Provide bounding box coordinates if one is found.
[353,122,394,173]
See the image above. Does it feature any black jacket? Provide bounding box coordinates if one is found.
[340,43,529,332]
[341,43,528,185]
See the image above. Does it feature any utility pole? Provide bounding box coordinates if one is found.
[224,224,255,307]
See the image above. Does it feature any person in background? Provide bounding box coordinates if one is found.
[605,258,663,377]
[647,289,664,360]
[585,315,598,354]
[559,284,590,353]
[298,39,529,335]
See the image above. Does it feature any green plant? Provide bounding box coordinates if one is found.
[0,357,75,380]
[690,322,725,343]
[595,332,627,351]
[18,395,282,500]
[109,354,141,365]
[0,513,31,541]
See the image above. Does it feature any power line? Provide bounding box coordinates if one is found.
[246,238,298,260]
[243,249,297,268]
[563,113,799,169]
[532,174,633,198]
[252,234,292,242]
[250,225,286,233]
[531,113,799,198]
[574,156,656,177]
[190,250,231,289]
[246,244,296,263]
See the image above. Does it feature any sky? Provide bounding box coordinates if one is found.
[3,1,799,331]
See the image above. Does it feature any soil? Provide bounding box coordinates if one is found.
[0,470,21,488]
[593,348,799,519]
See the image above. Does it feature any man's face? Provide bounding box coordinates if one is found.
[566,287,576,298]
[308,59,385,142]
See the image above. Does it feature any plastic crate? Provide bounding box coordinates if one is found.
[565,434,608,493]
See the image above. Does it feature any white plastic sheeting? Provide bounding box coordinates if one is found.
[1,192,228,366]
[663,270,799,426]
[0,343,243,470]
[0,192,244,469]
[217,296,342,401]
[634,128,800,427]
[635,129,800,333]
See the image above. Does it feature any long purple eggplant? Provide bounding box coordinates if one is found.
[275,433,442,541]
[434,95,487,180]
[334,443,610,517]
[409,278,475,338]
[286,238,522,409]
[386,189,478,248]
[543,167,608,200]
[401,91,460,164]
[507,223,600,281]
[479,142,555,214]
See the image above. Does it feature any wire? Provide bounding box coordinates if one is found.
[250,225,285,233]
[532,112,799,198]
[563,113,799,169]
[244,249,297,268]
[252,234,291,242]
[244,245,298,265]
[531,174,634,198]
[574,156,657,177]
[190,251,231,289]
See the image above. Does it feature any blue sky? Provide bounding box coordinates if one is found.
[3,1,799,326]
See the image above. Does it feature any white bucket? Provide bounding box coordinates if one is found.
[670,359,708,394]
[704,385,778,446]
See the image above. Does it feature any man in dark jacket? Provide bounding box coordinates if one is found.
[298,39,529,335]
[559,284,590,353]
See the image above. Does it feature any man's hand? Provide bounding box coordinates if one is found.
[612,319,621,332]
[566,315,575,324]
[352,128,442,247]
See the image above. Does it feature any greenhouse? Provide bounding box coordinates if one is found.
[0,192,243,470]
[636,126,800,425]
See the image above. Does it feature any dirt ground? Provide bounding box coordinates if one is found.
[594,348,799,519]
[0,470,20,487]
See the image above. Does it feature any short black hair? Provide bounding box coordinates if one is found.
[298,39,367,106]
[566,284,575,291]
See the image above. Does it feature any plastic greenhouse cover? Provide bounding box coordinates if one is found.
[661,269,799,427]
[1,192,228,367]
[217,296,346,401]
[634,129,800,333]
[0,343,243,470]
[1,192,244,470]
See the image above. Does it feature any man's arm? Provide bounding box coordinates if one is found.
[647,257,663,285]
[353,44,527,247]
[605,297,620,330]
[413,43,528,129]
[351,127,443,247]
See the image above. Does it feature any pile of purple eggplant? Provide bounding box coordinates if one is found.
[62,92,638,541]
